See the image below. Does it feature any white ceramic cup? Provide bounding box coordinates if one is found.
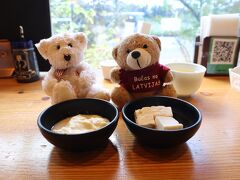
[166,63,206,97]
[100,60,118,80]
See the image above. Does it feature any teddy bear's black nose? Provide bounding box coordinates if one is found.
[64,54,71,61]
[131,51,141,59]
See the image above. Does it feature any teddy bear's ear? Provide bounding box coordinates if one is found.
[74,32,87,48]
[112,46,118,60]
[151,35,161,51]
[35,39,49,60]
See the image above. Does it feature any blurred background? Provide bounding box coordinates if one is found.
[50,0,239,67]
[0,0,239,71]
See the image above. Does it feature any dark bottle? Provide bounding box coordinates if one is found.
[12,26,40,83]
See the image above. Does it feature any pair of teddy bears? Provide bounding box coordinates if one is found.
[36,32,176,108]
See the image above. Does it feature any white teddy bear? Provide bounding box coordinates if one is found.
[36,32,110,104]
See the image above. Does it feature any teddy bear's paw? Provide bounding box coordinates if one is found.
[111,86,131,108]
[79,70,96,84]
[51,80,77,104]
[90,91,110,101]
[110,67,121,83]
[42,78,58,96]
[87,85,110,101]
[160,85,177,97]
[58,80,70,85]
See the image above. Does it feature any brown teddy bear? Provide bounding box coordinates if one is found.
[110,33,176,108]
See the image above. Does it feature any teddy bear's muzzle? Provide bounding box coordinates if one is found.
[126,48,151,70]
[64,54,71,61]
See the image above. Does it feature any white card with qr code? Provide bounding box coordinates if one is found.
[210,38,238,65]
[206,37,239,75]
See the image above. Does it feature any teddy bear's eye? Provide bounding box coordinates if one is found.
[68,43,73,47]
[143,44,148,48]
[56,45,60,50]
[126,49,131,54]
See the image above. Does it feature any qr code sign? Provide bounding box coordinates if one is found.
[210,38,237,64]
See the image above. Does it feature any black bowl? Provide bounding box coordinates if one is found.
[38,98,119,151]
[122,96,202,147]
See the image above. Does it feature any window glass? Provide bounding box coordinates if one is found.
[50,0,240,67]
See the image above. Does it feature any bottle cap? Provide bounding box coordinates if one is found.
[12,25,34,49]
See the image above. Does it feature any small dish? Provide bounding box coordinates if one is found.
[166,62,206,97]
[100,60,118,80]
[229,66,240,91]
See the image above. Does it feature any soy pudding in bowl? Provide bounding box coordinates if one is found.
[122,96,202,147]
[37,98,119,151]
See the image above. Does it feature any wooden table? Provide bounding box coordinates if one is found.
[1,76,240,179]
